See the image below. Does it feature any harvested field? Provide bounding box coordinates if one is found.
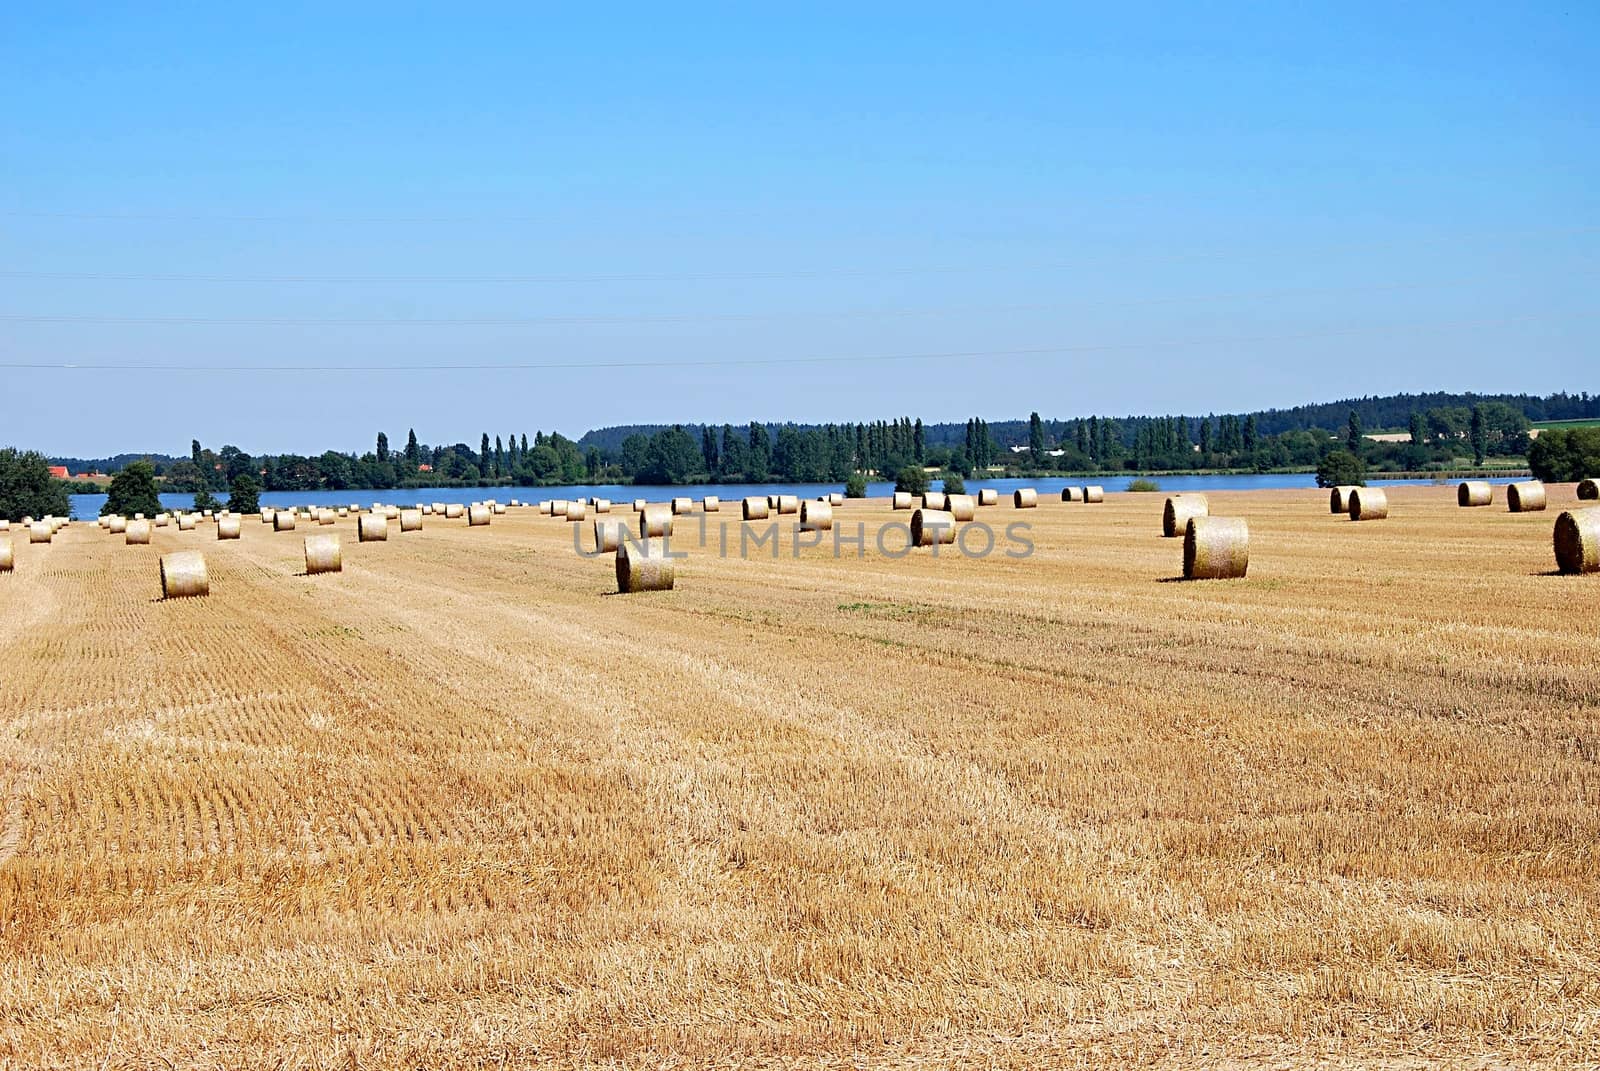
[0,485,1596,1069]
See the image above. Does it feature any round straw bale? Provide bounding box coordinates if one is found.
[108,515,127,534]
[134,512,145,521]
[564,501,587,522]
[578,498,590,506]
[672,496,694,515]
[978,488,998,506]
[21,516,32,525]
[616,539,675,592]
[156,513,172,527]
[1083,485,1104,503]
[1329,486,1357,514]
[550,499,569,516]
[317,509,336,525]
[1014,488,1037,509]
[383,505,401,520]
[1163,494,1208,536]
[742,496,770,521]
[1577,478,1598,500]
[468,505,491,527]
[1554,506,1600,574]
[399,508,422,532]
[359,513,389,541]
[947,494,976,522]
[922,491,948,511]
[799,500,833,531]
[304,533,342,574]
[0,519,8,531]
[1458,481,1493,507]
[125,519,151,545]
[337,508,349,518]
[96,516,107,528]
[592,518,627,553]
[829,492,844,506]
[274,510,297,531]
[216,514,241,540]
[179,513,199,531]
[1348,487,1388,521]
[1507,481,1546,513]
[1061,486,1083,502]
[160,550,209,598]
[201,509,212,519]
[632,498,647,512]
[703,496,721,512]
[491,502,507,515]
[767,494,780,508]
[777,495,798,514]
[259,510,274,524]
[431,502,446,515]
[593,499,611,513]
[537,501,552,515]
[0,538,11,572]
[911,508,957,546]
[640,502,673,535]
[1184,516,1249,579]
[892,491,913,510]
[29,521,51,543]
[444,503,464,519]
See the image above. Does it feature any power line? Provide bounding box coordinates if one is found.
[1,271,1591,327]
[0,312,1572,373]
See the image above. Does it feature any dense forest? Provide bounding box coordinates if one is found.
[41,389,1597,492]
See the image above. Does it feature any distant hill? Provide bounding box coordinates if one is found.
[47,452,181,474]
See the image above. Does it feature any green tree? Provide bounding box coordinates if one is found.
[404,428,420,469]
[1408,411,1425,446]
[893,464,929,496]
[941,472,966,495]
[845,471,867,498]
[0,448,71,521]
[1028,412,1045,464]
[1345,410,1363,456]
[102,460,163,517]
[1315,449,1367,489]
[1469,405,1487,465]
[192,486,221,513]
[376,432,389,463]
[1528,426,1600,482]
[913,418,925,462]
[481,433,491,472]
[494,435,504,477]
[1243,414,1258,453]
[227,472,261,514]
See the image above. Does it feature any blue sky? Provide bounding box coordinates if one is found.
[3,3,1595,456]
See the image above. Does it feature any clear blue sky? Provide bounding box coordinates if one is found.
[3,3,1595,456]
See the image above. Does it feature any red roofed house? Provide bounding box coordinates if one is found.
[48,465,69,479]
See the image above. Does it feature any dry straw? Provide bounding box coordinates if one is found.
[274,510,297,531]
[616,538,676,592]
[107,516,127,534]
[703,496,721,512]
[0,538,11,573]
[359,514,389,541]
[1014,488,1037,509]
[1084,485,1105,503]
[1578,478,1598,500]
[304,534,342,574]
[799,500,833,531]
[1507,481,1546,513]
[317,509,336,525]
[777,495,799,514]
[829,492,844,506]
[672,497,694,515]
[125,519,152,545]
[564,501,587,522]
[593,499,611,513]
[1349,487,1388,521]
[593,518,627,553]
[444,504,464,519]
[947,494,976,521]
[640,502,673,536]
[29,522,51,543]
[538,501,553,515]
[892,492,913,510]
[431,502,447,515]
[1163,494,1209,536]
[216,515,241,540]
[337,508,349,518]
[491,502,507,515]
[1184,516,1249,579]
[551,500,569,516]
[922,491,948,511]
[399,508,423,532]
[178,513,198,531]
[632,498,647,512]
[1554,506,1600,574]
[1061,487,1084,502]
[1329,486,1358,514]
[911,508,957,546]
[1458,481,1493,507]
[0,518,8,531]
[978,488,998,506]
[160,550,209,598]
[742,496,770,521]
[384,505,401,519]
[155,513,170,526]
[468,505,491,527]
[767,494,781,508]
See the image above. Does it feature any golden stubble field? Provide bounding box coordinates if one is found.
[0,486,1596,1069]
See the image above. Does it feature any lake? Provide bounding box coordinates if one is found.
[65,473,1526,520]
